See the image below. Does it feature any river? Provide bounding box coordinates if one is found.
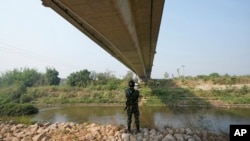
[31,106,250,133]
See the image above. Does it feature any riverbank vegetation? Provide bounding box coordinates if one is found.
[1,68,250,116]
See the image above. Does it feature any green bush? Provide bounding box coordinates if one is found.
[240,85,249,95]
[140,87,152,96]
[0,103,38,116]
[20,94,33,103]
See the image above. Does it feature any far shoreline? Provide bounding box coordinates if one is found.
[34,103,250,109]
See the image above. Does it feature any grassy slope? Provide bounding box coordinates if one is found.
[24,79,250,107]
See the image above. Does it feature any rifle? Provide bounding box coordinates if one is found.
[123,106,127,113]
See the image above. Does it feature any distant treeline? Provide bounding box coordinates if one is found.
[0,67,136,88]
[0,67,138,105]
[1,68,250,88]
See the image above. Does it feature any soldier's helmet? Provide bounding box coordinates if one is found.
[128,80,135,87]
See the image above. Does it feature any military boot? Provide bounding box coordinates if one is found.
[136,125,141,133]
[127,125,131,133]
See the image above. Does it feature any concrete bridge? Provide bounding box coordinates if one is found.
[42,0,165,80]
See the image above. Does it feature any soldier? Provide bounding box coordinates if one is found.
[125,80,140,133]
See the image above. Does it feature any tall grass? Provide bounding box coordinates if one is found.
[2,77,249,106]
[0,116,35,125]
[22,84,250,106]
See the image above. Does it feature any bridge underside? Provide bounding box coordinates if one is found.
[42,0,164,80]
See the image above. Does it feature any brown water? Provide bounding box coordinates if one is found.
[31,106,250,133]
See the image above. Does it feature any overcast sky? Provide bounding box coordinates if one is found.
[0,0,249,79]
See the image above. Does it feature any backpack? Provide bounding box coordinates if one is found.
[125,88,139,107]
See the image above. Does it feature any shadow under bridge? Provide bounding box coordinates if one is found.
[42,0,165,80]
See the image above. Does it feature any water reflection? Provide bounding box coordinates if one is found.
[89,113,127,126]
[31,106,250,133]
[153,112,184,128]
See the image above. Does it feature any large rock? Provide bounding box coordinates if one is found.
[193,134,202,141]
[174,133,184,141]
[185,128,193,135]
[121,133,130,141]
[32,132,46,141]
[0,121,228,141]
[162,134,176,141]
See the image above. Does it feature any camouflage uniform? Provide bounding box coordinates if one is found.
[125,87,140,132]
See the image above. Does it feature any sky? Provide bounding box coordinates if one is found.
[0,0,249,79]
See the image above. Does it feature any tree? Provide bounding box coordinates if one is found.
[177,68,180,78]
[164,72,169,79]
[123,71,134,81]
[95,71,117,85]
[0,68,42,103]
[45,67,61,85]
[67,69,91,87]
[0,68,41,87]
[209,72,220,78]
[89,71,98,81]
[96,73,107,85]
[21,68,42,87]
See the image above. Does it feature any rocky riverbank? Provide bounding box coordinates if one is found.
[0,120,228,141]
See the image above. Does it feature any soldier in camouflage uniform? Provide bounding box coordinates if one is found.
[125,80,140,133]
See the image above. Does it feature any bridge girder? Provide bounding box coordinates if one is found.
[42,0,164,80]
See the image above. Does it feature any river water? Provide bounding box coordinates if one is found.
[31,106,250,133]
